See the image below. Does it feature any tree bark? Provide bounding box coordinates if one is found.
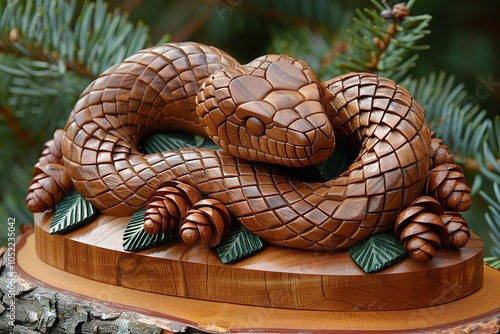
[0,249,188,333]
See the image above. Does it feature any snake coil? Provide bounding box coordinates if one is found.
[26,42,471,254]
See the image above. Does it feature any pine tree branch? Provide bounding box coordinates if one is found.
[0,0,154,80]
[404,72,491,160]
[333,0,431,81]
[0,28,90,78]
[460,156,500,174]
[481,183,500,258]
[367,22,398,71]
[319,40,349,72]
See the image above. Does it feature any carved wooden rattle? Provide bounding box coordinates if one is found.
[26,42,472,261]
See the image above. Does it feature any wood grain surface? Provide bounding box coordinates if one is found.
[34,211,484,312]
[17,228,500,332]
[26,42,472,256]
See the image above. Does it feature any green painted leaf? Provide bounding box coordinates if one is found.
[122,208,178,251]
[348,232,407,273]
[50,190,98,234]
[216,223,266,264]
[140,131,219,154]
[484,256,500,269]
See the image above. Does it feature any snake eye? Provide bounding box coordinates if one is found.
[246,116,266,136]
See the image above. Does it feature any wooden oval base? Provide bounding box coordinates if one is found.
[34,211,484,312]
[15,231,500,333]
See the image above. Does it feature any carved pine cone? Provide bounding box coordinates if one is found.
[395,196,446,262]
[33,130,65,172]
[430,136,455,167]
[425,163,472,211]
[144,181,202,235]
[26,130,72,212]
[26,163,72,212]
[180,199,231,247]
[440,212,470,248]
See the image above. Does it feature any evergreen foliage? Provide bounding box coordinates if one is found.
[0,0,154,78]
[0,0,498,266]
[333,0,431,82]
[269,0,431,82]
[402,72,491,161]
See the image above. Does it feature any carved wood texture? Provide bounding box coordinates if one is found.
[26,42,472,252]
[32,213,486,312]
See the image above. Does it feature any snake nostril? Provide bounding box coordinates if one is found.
[246,116,266,136]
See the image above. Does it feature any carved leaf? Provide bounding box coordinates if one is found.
[123,208,178,251]
[215,223,265,264]
[50,190,98,234]
[140,132,218,154]
[348,232,407,273]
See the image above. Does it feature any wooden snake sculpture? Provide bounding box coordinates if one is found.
[26,42,472,258]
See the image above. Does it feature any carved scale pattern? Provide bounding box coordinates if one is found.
[61,43,240,214]
[26,42,468,252]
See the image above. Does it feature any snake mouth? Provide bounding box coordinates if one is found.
[244,99,336,167]
[217,106,335,167]
[265,122,335,167]
[224,139,335,167]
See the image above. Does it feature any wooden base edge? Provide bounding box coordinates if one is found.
[9,230,500,333]
[34,211,485,312]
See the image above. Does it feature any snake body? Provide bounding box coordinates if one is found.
[27,42,434,251]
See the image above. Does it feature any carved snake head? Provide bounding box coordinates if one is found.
[196,54,335,167]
